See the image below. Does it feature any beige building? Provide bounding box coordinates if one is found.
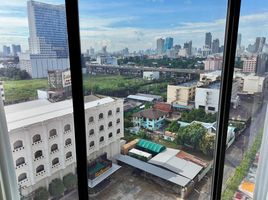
[242,56,257,73]
[242,75,266,94]
[4,95,123,196]
[167,81,197,106]
[203,57,223,71]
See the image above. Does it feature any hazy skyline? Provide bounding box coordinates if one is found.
[0,0,267,52]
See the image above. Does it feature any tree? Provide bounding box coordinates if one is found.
[181,109,217,123]
[138,130,150,139]
[166,121,180,133]
[34,187,49,200]
[49,178,65,198]
[176,123,207,149]
[199,134,215,156]
[63,173,77,191]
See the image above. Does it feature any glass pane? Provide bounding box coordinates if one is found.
[221,0,268,199]
[78,0,228,199]
[0,1,78,199]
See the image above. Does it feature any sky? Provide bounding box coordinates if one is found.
[0,0,268,52]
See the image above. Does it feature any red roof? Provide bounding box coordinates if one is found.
[153,102,172,113]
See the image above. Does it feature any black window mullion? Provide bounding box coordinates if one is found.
[211,0,241,199]
[65,0,89,199]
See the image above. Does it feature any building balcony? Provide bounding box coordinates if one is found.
[34,155,44,162]
[49,134,58,140]
[32,140,43,146]
[18,178,28,185]
[66,156,73,162]
[52,163,60,169]
[13,146,25,153]
[65,143,72,148]
[36,170,46,177]
[64,130,71,134]
[15,163,27,170]
[50,149,59,155]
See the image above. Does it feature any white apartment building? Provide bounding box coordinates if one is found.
[242,75,266,94]
[242,56,257,73]
[199,70,221,84]
[4,96,123,196]
[0,81,5,101]
[143,71,160,80]
[203,57,223,71]
[195,81,239,113]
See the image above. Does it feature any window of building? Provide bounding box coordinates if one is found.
[13,140,23,150]
[36,165,44,173]
[99,125,104,132]
[15,157,25,167]
[99,136,104,142]
[108,110,112,116]
[116,118,120,124]
[52,158,59,166]
[66,152,72,159]
[88,116,94,123]
[108,122,112,128]
[208,106,215,111]
[89,129,94,136]
[64,124,71,132]
[99,113,104,120]
[117,129,120,134]
[32,134,41,143]
[65,138,72,146]
[34,150,43,159]
[89,141,94,148]
[18,173,27,182]
[116,107,120,113]
[51,144,58,152]
[49,129,57,138]
[108,132,113,138]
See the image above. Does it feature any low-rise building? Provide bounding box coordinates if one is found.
[167,81,197,107]
[143,71,160,80]
[4,95,123,196]
[127,93,163,103]
[203,57,223,71]
[199,70,221,85]
[242,75,266,94]
[132,108,168,131]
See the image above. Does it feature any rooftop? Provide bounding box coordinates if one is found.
[4,95,114,131]
[199,81,221,89]
[132,108,167,120]
[136,93,162,100]
[179,80,198,87]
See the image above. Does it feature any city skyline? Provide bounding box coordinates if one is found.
[0,0,268,52]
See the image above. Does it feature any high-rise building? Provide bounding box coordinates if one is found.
[212,39,220,54]
[3,45,11,57]
[19,1,70,78]
[11,44,21,56]
[242,56,257,73]
[256,53,268,75]
[156,38,165,54]
[255,37,266,53]
[237,33,242,48]
[28,0,68,58]
[205,32,212,49]
[183,41,192,56]
[164,37,173,51]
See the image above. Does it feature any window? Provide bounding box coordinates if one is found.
[66,151,72,159]
[32,134,41,143]
[89,129,94,136]
[208,106,215,111]
[99,113,104,120]
[36,165,44,173]
[65,138,72,146]
[116,107,120,113]
[64,124,71,132]
[89,141,94,148]
[116,129,120,134]
[99,136,104,142]
[52,158,59,166]
[99,125,104,132]
[116,118,120,124]
[108,121,112,128]
[34,150,43,159]
[108,110,112,116]
[16,157,25,167]
[108,132,113,138]
[18,173,27,182]
[89,116,94,123]
[51,144,58,152]
[13,140,23,150]
[49,129,57,138]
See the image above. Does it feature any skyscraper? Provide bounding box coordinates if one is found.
[3,45,11,57]
[255,37,266,53]
[183,41,192,56]
[11,44,21,56]
[164,37,174,51]
[212,39,220,54]
[237,33,242,48]
[27,0,68,58]
[19,1,70,78]
[205,32,212,49]
[156,38,165,54]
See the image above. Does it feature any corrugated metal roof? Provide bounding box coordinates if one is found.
[137,139,166,154]
[116,154,190,187]
[127,95,154,102]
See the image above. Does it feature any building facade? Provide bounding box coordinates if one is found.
[0,81,5,101]
[205,32,212,49]
[5,96,123,196]
[156,38,165,54]
[203,57,223,71]
[167,81,197,107]
[242,56,257,73]
[165,37,174,52]
[143,71,160,80]
[242,75,266,94]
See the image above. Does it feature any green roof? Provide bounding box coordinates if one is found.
[137,139,166,154]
